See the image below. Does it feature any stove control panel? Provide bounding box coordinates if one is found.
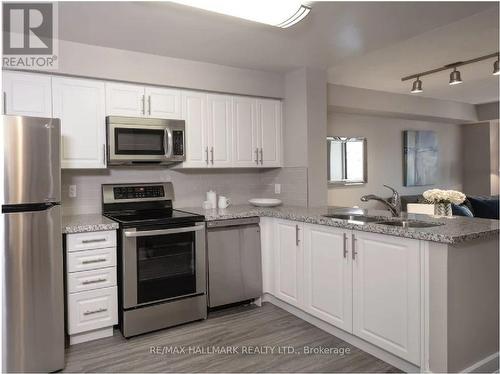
[113,185,164,200]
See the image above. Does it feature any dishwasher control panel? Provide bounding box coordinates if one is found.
[206,217,260,228]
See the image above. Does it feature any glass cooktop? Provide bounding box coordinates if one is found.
[105,208,204,226]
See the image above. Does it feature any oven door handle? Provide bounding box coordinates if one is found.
[164,127,173,159]
[124,225,204,238]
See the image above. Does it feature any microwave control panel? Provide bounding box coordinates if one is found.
[172,130,184,156]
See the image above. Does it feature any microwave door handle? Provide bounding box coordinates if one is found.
[124,225,204,238]
[164,128,173,158]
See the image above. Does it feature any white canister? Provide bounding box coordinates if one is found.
[206,190,217,209]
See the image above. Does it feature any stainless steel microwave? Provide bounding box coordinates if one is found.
[106,116,185,165]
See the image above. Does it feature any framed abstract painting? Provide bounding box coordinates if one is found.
[403,130,438,186]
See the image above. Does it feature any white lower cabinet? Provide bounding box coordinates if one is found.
[66,230,118,345]
[303,224,353,332]
[352,231,421,365]
[265,219,421,365]
[274,219,303,307]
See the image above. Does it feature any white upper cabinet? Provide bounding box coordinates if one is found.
[182,91,209,167]
[3,71,52,117]
[258,99,282,167]
[105,83,182,119]
[274,219,303,307]
[207,94,232,167]
[352,231,421,365]
[145,87,181,119]
[303,224,353,332]
[53,77,106,169]
[105,82,144,117]
[232,97,259,167]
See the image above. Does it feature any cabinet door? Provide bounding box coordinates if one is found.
[274,219,303,307]
[105,82,145,117]
[257,99,281,167]
[260,218,275,295]
[352,232,421,365]
[52,77,106,169]
[232,97,259,167]
[3,71,52,117]
[303,224,352,332]
[207,94,232,167]
[181,91,209,167]
[145,86,181,119]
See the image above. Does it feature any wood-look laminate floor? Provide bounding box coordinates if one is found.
[63,303,401,373]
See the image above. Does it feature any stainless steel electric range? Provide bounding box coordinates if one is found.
[102,182,206,338]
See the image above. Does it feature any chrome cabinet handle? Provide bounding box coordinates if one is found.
[124,224,204,238]
[83,308,107,316]
[82,278,107,285]
[351,234,357,260]
[102,144,106,165]
[148,95,152,115]
[3,92,6,114]
[205,147,209,164]
[255,148,259,164]
[81,258,107,264]
[210,147,214,164]
[260,148,263,165]
[82,238,106,244]
[141,95,145,115]
[295,225,300,246]
[343,233,348,258]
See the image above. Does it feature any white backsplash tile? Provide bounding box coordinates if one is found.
[61,167,309,215]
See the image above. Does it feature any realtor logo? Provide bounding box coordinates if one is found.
[2,2,58,69]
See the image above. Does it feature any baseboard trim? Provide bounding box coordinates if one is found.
[463,352,499,373]
[262,294,420,373]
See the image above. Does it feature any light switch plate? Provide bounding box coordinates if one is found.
[274,184,281,194]
[69,185,77,198]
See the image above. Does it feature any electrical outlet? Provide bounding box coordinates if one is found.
[69,185,77,198]
[274,184,281,194]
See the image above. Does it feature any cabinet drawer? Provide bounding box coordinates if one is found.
[67,247,116,273]
[67,267,117,293]
[68,286,118,335]
[67,230,116,252]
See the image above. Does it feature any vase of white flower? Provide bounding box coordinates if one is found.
[434,202,452,217]
[422,189,466,217]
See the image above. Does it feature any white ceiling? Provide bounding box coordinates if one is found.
[58,1,498,104]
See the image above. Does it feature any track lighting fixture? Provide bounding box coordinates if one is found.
[449,67,462,85]
[402,52,499,93]
[410,77,423,93]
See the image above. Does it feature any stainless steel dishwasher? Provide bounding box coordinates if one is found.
[206,217,262,308]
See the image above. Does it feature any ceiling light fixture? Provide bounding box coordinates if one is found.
[401,52,499,93]
[449,67,462,85]
[169,1,311,28]
[410,77,423,93]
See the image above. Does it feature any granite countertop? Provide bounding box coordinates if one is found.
[62,214,119,234]
[178,205,499,245]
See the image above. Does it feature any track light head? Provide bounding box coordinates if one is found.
[494,60,500,76]
[411,78,423,93]
[449,68,463,85]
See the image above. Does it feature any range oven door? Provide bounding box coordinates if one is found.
[121,222,206,309]
[108,123,172,164]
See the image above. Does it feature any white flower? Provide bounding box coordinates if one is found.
[423,189,466,204]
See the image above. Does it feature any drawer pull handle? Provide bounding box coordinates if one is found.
[81,238,107,244]
[82,278,107,285]
[83,308,107,316]
[81,258,106,264]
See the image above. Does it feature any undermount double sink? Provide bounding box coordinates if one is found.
[322,213,443,228]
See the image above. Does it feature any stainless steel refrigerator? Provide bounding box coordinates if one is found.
[2,115,64,372]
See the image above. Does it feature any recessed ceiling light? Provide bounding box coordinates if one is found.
[410,78,423,93]
[169,1,311,28]
[449,68,463,85]
[493,60,500,76]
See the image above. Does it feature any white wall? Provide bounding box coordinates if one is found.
[50,39,284,98]
[327,112,463,207]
